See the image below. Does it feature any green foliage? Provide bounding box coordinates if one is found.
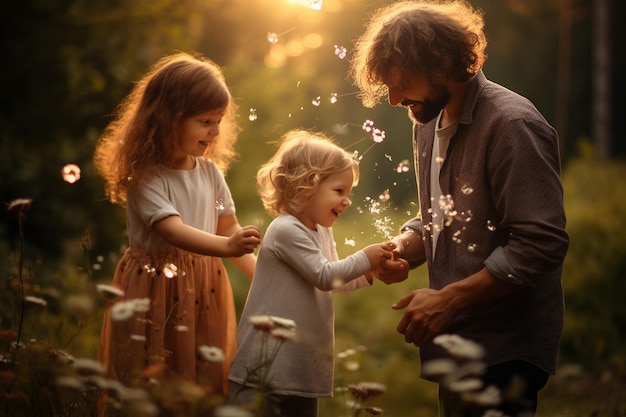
[559,141,626,372]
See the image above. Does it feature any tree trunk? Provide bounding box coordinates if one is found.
[593,0,612,160]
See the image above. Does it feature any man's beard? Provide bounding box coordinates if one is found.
[402,84,451,125]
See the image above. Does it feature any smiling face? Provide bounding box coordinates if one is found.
[386,72,451,125]
[172,106,226,169]
[297,167,354,230]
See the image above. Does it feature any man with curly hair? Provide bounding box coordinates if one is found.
[350,1,569,416]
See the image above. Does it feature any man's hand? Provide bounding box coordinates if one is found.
[375,257,410,284]
[392,288,456,347]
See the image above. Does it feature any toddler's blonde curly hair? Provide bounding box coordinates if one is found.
[257,130,359,217]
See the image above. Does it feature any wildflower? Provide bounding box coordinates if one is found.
[270,327,296,342]
[24,296,47,307]
[64,294,95,314]
[461,385,501,406]
[480,409,506,417]
[365,405,384,415]
[198,345,225,362]
[214,405,254,417]
[132,298,151,312]
[49,349,76,364]
[270,316,296,329]
[444,377,483,393]
[433,334,485,360]
[7,198,33,214]
[110,300,136,321]
[55,376,84,390]
[96,284,125,299]
[73,358,105,376]
[347,382,387,400]
[343,360,360,372]
[249,315,276,331]
[421,359,457,379]
[110,298,151,321]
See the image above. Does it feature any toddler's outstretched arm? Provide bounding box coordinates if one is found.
[362,242,396,269]
[153,215,260,259]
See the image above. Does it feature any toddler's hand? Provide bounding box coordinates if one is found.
[228,225,261,257]
[362,242,394,269]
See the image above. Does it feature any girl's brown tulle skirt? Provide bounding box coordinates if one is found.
[97,248,236,397]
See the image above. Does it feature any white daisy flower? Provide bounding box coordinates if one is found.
[198,345,225,363]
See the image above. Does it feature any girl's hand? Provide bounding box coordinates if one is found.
[362,242,394,269]
[228,225,261,257]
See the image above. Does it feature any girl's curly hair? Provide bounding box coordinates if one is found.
[93,51,240,205]
[257,130,359,218]
[350,0,487,107]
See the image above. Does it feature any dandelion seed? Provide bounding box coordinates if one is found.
[396,159,410,173]
[61,163,81,184]
[143,264,156,276]
[334,45,347,59]
[96,284,125,299]
[198,345,226,362]
[467,243,478,252]
[163,263,178,278]
[248,108,258,121]
[487,220,496,232]
[351,150,362,164]
[24,296,47,307]
[308,0,322,10]
[267,32,279,43]
[344,238,356,247]
[372,128,385,143]
[461,184,473,195]
[378,189,390,201]
[130,334,147,342]
[312,96,321,106]
[175,325,189,332]
[362,119,374,132]
[329,92,338,103]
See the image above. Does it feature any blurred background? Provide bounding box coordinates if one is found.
[1,0,625,416]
